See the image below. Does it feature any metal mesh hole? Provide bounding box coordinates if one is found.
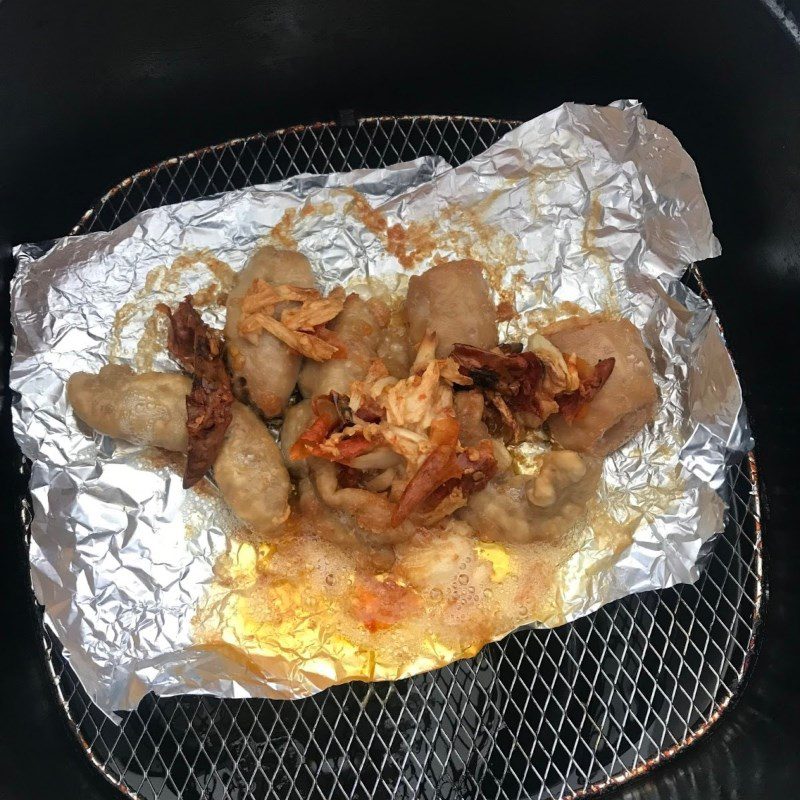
[32,115,762,800]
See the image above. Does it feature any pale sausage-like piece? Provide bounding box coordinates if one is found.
[67,365,191,452]
[460,451,602,544]
[545,317,658,456]
[67,365,290,533]
[299,294,386,397]
[225,246,315,417]
[214,404,291,531]
[406,260,498,357]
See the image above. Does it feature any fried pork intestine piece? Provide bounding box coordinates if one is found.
[67,365,290,532]
[460,450,602,544]
[299,293,388,397]
[544,316,658,457]
[285,460,401,563]
[406,260,499,357]
[225,246,316,418]
[308,459,419,545]
[68,365,192,452]
[291,479,397,572]
[291,338,499,532]
[281,397,416,545]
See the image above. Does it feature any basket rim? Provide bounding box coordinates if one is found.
[69,114,523,237]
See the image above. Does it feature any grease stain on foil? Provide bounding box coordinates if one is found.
[110,250,235,370]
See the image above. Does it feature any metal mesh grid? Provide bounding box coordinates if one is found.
[31,116,761,800]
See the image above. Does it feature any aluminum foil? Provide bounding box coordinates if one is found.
[11,101,751,718]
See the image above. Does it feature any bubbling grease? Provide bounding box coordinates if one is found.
[191,461,659,687]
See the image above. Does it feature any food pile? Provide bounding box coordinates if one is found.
[68,246,658,556]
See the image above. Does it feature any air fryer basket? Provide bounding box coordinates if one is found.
[32,115,763,800]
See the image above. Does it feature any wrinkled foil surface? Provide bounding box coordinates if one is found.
[11,102,751,718]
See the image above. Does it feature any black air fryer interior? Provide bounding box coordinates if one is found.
[1,2,799,799]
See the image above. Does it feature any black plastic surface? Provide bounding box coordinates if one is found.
[1,1,799,798]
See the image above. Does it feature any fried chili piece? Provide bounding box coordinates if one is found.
[392,418,497,525]
[329,390,354,424]
[417,439,498,515]
[451,343,546,415]
[354,395,383,423]
[330,434,374,462]
[183,377,233,488]
[159,297,234,488]
[289,392,374,464]
[556,357,615,423]
[453,343,616,433]
[289,394,347,460]
[485,390,523,442]
[391,444,462,525]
